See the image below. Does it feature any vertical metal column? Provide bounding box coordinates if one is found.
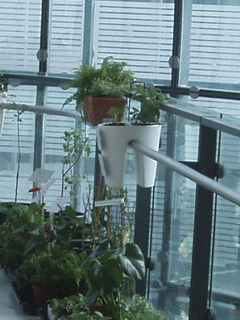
[134,185,152,296]
[34,0,50,170]
[189,124,217,320]
[82,0,94,64]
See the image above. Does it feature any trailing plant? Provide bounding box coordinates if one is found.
[61,128,91,209]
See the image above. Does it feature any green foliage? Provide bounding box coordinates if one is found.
[84,239,146,320]
[49,294,110,320]
[107,107,125,124]
[121,294,169,320]
[61,128,91,209]
[64,56,134,110]
[49,293,168,320]
[131,85,168,124]
[0,202,82,270]
[0,202,28,224]
[19,245,87,291]
[0,71,7,93]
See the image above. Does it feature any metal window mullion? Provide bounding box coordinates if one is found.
[170,0,183,97]
[188,125,217,320]
[34,0,50,172]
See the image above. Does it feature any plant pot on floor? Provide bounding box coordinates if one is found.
[32,284,60,306]
[83,96,126,126]
[97,123,162,188]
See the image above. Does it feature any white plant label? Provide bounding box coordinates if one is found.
[29,168,55,184]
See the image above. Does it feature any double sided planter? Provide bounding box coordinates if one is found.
[97,123,162,188]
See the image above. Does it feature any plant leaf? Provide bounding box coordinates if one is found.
[118,243,145,280]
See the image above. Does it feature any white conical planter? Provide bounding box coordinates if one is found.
[0,92,7,135]
[97,123,162,188]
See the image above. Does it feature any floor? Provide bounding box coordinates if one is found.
[0,269,40,320]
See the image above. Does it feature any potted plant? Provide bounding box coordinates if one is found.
[18,245,87,305]
[97,84,168,188]
[48,294,111,320]
[83,239,146,320]
[0,70,7,134]
[64,56,134,126]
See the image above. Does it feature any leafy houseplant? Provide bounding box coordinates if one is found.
[64,56,134,126]
[48,294,111,320]
[83,239,146,320]
[97,83,168,188]
[48,293,169,320]
[19,245,87,305]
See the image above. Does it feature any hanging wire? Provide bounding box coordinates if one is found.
[208,113,223,309]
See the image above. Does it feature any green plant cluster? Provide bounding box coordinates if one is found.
[130,84,168,124]
[49,293,168,320]
[49,294,111,320]
[0,71,7,93]
[64,56,134,110]
[61,128,91,209]
[0,202,83,269]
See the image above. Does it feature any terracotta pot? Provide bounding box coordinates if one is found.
[83,96,126,126]
[32,284,59,305]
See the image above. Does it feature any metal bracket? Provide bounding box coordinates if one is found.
[204,308,217,320]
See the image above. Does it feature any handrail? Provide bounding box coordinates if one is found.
[2,101,240,207]
[129,140,240,207]
[0,102,81,119]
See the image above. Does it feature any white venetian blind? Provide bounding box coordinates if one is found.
[48,0,85,74]
[0,0,42,72]
[92,0,174,84]
[181,3,240,89]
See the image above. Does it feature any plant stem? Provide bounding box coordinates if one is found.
[15,111,21,202]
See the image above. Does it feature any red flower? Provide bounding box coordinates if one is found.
[28,186,41,193]
[44,224,51,231]
[14,237,23,242]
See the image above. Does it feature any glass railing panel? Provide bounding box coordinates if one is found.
[0,109,36,203]
[209,198,240,320]
[149,169,196,320]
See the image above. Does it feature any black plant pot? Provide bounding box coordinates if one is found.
[16,277,34,303]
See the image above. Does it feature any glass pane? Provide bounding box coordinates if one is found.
[48,0,85,74]
[0,109,35,203]
[0,0,42,72]
[179,95,240,118]
[149,171,195,319]
[0,85,37,203]
[207,124,240,318]
[92,0,174,84]
[181,0,240,91]
[149,114,198,319]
